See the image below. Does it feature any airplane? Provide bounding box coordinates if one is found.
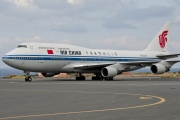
[2,22,180,82]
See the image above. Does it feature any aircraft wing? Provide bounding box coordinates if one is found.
[72,59,180,71]
[156,54,180,59]
[73,61,160,70]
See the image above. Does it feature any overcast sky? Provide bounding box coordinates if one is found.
[1,0,180,69]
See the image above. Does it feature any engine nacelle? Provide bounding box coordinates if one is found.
[101,67,118,77]
[41,73,60,77]
[151,64,169,74]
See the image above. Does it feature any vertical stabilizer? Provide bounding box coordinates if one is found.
[145,22,172,52]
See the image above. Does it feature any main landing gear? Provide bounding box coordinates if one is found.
[91,73,114,81]
[24,71,32,82]
[104,77,114,81]
[76,73,86,80]
[75,73,114,81]
[92,73,103,80]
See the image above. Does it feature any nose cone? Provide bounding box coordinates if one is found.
[2,48,26,70]
[2,49,17,67]
[2,54,11,66]
[2,54,20,70]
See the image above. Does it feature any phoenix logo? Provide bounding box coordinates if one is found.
[159,31,168,48]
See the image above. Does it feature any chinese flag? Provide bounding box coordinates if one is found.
[47,50,54,54]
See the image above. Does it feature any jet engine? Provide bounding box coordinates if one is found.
[151,64,169,74]
[41,73,60,77]
[101,67,118,77]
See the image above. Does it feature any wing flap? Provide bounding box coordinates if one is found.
[165,59,180,63]
[73,63,113,70]
[120,61,160,65]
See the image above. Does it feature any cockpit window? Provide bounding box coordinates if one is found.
[17,45,27,48]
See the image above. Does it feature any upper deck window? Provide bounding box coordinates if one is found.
[17,45,27,48]
[90,52,93,55]
[115,52,117,56]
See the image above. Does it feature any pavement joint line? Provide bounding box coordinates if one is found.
[0,89,165,120]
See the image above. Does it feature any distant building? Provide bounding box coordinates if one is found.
[54,73,67,78]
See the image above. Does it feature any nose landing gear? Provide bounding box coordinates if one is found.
[24,71,32,82]
[25,76,32,82]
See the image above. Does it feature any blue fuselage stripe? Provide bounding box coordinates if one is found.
[2,55,159,62]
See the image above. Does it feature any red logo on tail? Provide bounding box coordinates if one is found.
[159,31,168,48]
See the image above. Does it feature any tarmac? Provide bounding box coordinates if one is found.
[0,77,180,120]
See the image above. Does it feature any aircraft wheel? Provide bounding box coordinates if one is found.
[83,77,86,80]
[76,76,85,80]
[104,78,108,80]
[25,77,28,82]
[29,77,32,82]
[76,73,86,80]
[108,77,114,81]
[80,76,85,80]
[76,77,79,80]
[25,76,32,82]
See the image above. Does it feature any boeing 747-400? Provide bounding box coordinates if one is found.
[2,22,180,81]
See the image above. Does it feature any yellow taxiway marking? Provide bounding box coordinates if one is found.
[140,97,152,100]
[0,89,165,120]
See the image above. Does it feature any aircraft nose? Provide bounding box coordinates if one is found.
[2,55,10,65]
[2,49,16,65]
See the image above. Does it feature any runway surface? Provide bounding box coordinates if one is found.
[0,77,180,120]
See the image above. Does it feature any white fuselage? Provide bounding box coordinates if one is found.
[2,42,168,74]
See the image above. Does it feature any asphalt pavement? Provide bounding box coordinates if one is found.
[0,77,180,120]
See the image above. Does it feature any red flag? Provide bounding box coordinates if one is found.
[47,50,54,54]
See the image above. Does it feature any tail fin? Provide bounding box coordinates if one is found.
[145,22,172,52]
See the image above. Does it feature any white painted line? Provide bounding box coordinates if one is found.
[9,82,18,83]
